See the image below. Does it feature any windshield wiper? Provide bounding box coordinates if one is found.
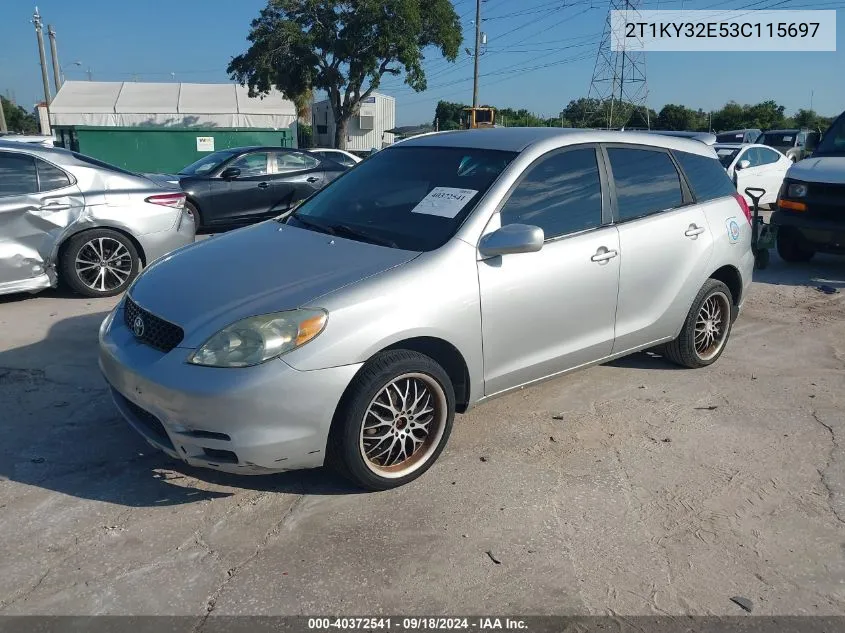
[326,223,398,248]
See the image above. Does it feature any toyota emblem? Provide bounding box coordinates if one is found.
[132,315,145,338]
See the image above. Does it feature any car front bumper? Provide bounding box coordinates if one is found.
[98,303,362,474]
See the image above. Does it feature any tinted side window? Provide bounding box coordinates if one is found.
[607,148,682,221]
[230,152,269,176]
[36,159,72,191]
[0,152,38,196]
[673,150,736,202]
[500,148,602,240]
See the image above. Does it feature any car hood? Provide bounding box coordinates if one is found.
[129,221,420,347]
[787,156,845,185]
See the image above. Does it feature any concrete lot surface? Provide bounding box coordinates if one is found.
[1,251,844,618]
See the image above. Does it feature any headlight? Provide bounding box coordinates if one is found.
[188,309,327,368]
[787,182,808,198]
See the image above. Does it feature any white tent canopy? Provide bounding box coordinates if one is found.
[50,81,297,129]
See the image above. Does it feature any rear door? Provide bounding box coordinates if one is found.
[0,151,83,288]
[270,151,326,212]
[604,145,715,354]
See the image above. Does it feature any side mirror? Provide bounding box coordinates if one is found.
[806,132,820,151]
[736,159,751,171]
[220,167,241,180]
[479,224,544,258]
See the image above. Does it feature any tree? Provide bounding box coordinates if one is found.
[434,100,465,129]
[1,97,38,134]
[656,104,697,131]
[229,0,462,149]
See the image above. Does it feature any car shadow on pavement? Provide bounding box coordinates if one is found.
[0,311,360,510]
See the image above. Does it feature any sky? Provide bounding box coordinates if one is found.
[1,0,843,126]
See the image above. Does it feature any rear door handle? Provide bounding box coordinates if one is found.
[685,225,706,238]
[306,176,320,183]
[257,182,269,189]
[591,247,618,263]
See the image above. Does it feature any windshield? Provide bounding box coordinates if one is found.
[814,113,845,156]
[759,132,796,148]
[716,132,746,144]
[286,146,517,251]
[178,150,238,176]
[715,147,740,168]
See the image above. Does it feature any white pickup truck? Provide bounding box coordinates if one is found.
[771,111,845,262]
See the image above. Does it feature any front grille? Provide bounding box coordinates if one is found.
[116,391,175,451]
[806,182,845,221]
[124,295,184,352]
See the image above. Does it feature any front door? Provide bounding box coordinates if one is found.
[604,145,715,354]
[735,146,783,206]
[477,145,620,396]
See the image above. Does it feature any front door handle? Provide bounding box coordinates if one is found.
[257,182,269,189]
[591,247,618,264]
[685,225,706,238]
[306,176,320,183]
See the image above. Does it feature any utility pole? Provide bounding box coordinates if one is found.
[810,89,814,112]
[472,0,481,108]
[48,24,62,93]
[0,99,7,133]
[32,8,52,105]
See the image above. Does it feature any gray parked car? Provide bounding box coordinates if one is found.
[0,141,195,297]
[99,128,754,490]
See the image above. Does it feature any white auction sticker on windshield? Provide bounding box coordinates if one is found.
[411,187,478,218]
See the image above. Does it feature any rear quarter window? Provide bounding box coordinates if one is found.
[673,150,737,202]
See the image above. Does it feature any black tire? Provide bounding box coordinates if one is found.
[776,228,814,263]
[663,279,734,369]
[327,350,455,491]
[60,229,140,298]
[184,201,202,231]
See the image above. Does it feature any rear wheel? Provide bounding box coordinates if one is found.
[60,229,140,297]
[327,350,455,491]
[663,279,734,369]
[776,228,814,263]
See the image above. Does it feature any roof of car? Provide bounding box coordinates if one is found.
[762,129,802,134]
[393,127,717,157]
[0,139,73,159]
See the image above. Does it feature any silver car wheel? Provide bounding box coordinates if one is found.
[74,237,133,292]
[359,372,448,479]
[694,291,730,361]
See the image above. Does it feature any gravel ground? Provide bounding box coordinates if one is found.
[1,250,844,617]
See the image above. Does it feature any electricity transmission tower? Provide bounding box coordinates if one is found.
[586,0,650,129]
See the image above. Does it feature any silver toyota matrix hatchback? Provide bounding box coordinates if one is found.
[100,128,754,490]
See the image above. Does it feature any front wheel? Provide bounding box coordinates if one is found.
[663,279,734,369]
[60,229,141,297]
[327,350,455,491]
